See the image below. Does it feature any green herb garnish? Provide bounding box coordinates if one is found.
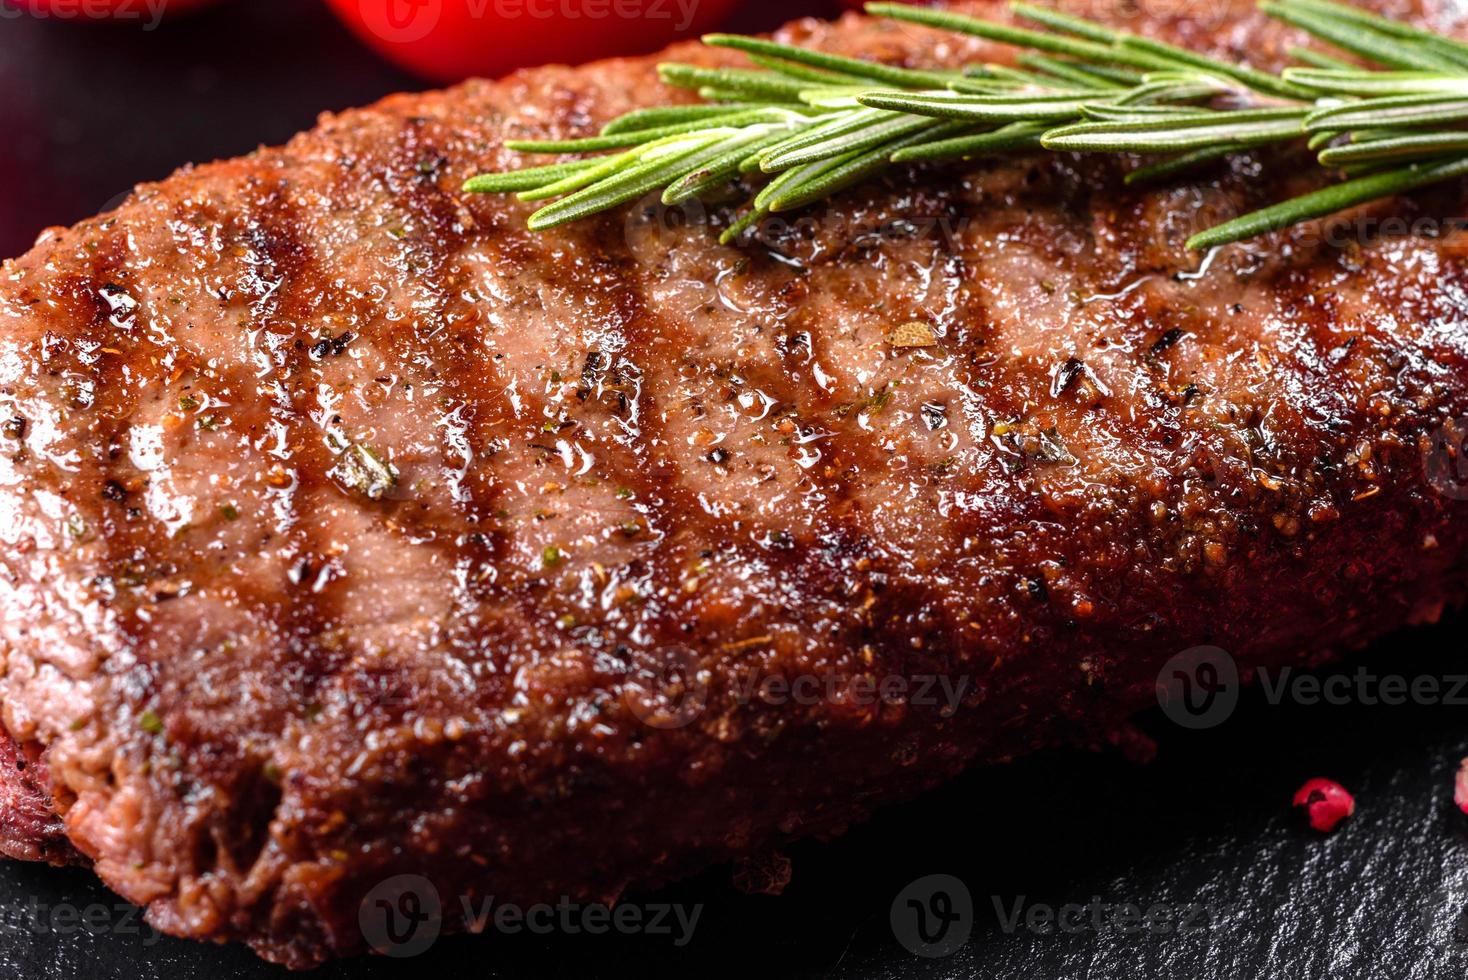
[464,0,1468,250]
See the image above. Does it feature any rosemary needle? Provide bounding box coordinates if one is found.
[1188,155,1468,248]
[464,0,1468,250]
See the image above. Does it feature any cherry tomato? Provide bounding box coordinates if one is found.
[6,0,220,21]
[325,0,741,83]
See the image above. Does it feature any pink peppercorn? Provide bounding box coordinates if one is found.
[1293,778,1355,833]
[1455,759,1468,816]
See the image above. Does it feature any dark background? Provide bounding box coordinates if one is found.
[2,2,1468,977]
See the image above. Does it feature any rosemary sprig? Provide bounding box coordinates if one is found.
[465,0,1468,250]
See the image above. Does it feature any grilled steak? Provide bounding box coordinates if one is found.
[0,731,78,867]
[3,0,1468,967]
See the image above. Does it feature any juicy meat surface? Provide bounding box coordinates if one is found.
[3,0,1468,967]
[0,731,78,867]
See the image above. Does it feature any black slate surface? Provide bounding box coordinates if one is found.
[3,2,1468,977]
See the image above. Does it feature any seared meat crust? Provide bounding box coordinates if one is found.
[2,0,1468,967]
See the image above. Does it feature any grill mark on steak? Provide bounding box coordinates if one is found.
[588,223,754,740]
[114,184,329,900]
[1,0,1468,968]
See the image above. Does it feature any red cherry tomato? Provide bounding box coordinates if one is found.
[325,0,741,83]
[6,0,219,21]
